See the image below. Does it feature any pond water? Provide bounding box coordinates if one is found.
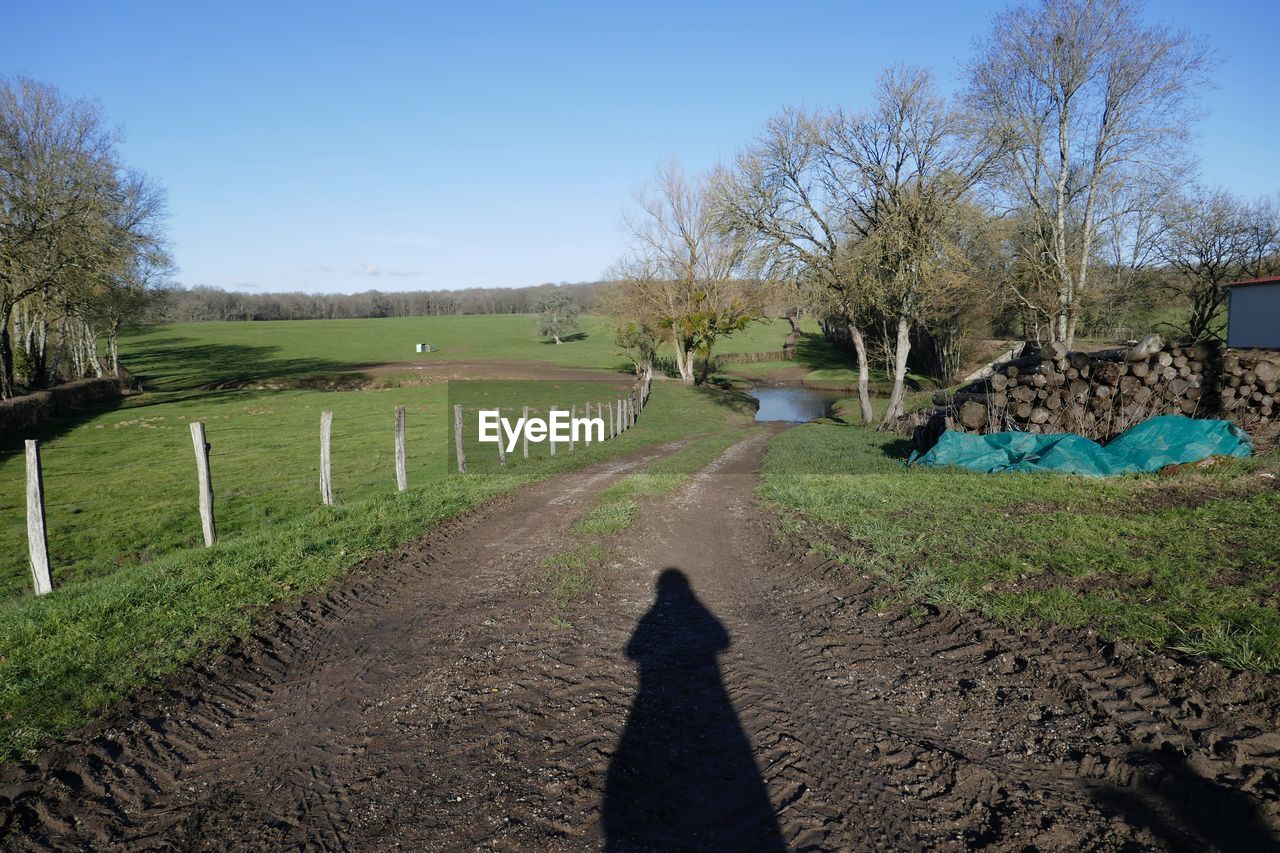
[749,386,845,422]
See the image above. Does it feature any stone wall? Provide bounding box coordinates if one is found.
[0,378,124,439]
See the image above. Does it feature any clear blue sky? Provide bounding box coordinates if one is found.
[7,0,1279,294]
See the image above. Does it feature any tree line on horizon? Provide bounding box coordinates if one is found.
[150,281,604,324]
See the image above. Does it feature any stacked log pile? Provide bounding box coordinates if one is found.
[1219,351,1279,424]
[908,335,1278,449]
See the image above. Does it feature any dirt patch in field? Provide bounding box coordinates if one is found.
[1,431,1277,850]
[203,360,634,391]
[362,360,633,385]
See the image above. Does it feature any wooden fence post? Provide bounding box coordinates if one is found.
[454,404,467,473]
[394,406,408,491]
[617,399,623,434]
[497,409,507,466]
[320,411,335,505]
[522,405,530,459]
[605,400,612,439]
[25,440,52,596]
[188,422,217,547]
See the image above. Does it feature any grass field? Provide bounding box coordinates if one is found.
[0,313,782,759]
[120,314,797,389]
[760,425,1280,672]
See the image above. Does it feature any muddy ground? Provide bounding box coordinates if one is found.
[1,431,1278,850]
[238,360,634,391]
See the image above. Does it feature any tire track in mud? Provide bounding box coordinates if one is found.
[0,439,693,850]
[555,429,1280,850]
[1,427,1277,851]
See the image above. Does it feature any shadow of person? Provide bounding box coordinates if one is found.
[603,569,784,852]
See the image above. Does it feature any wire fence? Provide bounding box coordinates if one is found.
[3,374,653,603]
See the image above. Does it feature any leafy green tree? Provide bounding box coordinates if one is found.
[612,319,658,380]
[536,291,580,344]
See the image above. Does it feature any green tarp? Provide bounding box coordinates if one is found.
[908,415,1252,477]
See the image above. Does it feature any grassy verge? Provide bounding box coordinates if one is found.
[541,427,762,610]
[0,381,749,760]
[760,424,1280,672]
[827,391,932,424]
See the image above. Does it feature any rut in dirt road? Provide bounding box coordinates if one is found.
[1,429,1278,851]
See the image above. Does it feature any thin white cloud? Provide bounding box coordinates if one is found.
[312,263,425,278]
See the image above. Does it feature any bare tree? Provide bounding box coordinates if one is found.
[1,77,169,396]
[712,109,879,422]
[1157,188,1279,341]
[1085,173,1168,338]
[967,0,1212,347]
[824,67,1000,423]
[1,77,119,396]
[1241,195,1280,281]
[614,162,757,384]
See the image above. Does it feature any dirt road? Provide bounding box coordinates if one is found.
[2,430,1278,850]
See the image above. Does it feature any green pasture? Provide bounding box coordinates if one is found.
[119,314,797,389]
[760,425,1280,673]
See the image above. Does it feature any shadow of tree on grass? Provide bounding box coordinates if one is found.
[121,338,377,393]
[540,332,588,344]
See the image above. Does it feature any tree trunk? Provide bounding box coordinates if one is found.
[849,324,874,424]
[880,315,912,427]
[109,322,120,375]
[85,321,104,378]
[697,338,717,385]
[671,332,695,384]
[0,314,13,400]
[1055,296,1070,345]
[554,335,562,345]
